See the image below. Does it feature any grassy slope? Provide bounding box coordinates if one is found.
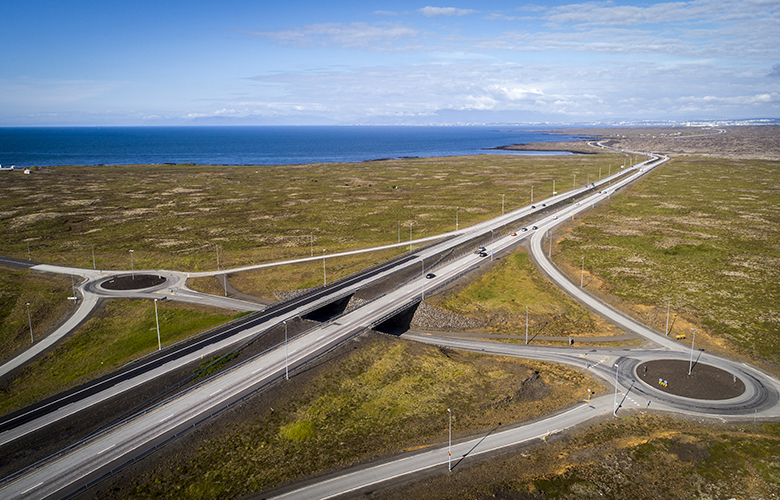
[0,300,244,416]
[429,250,625,340]
[0,267,73,362]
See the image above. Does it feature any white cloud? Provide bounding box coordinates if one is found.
[237,22,420,50]
[419,6,478,17]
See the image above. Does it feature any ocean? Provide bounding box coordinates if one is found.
[0,126,589,168]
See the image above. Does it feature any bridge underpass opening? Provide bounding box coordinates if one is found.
[302,294,354,323]
[372,302,421,336]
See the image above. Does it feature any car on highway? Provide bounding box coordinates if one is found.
[532,225,538,230]
[510,232,517,236]
[522,227,528,232]
[425,273,435,279]
[531,205,536,209]
[478,252,488,257]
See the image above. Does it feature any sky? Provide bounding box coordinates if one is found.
[1,0,778,126]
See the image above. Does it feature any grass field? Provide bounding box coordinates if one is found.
[428,250,625,340]
[0,267,74,362]
[0,152,621,273]
[0,300,245,416]
[551,157,780,365]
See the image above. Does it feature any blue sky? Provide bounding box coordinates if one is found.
[1,0,778,125]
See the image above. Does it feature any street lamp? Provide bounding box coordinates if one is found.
[420,258,425,301]
[154,298,161,351]
[501,194,505,216]
[284,320,289,380]
[129,250,135,280]
[26,302,33,343]
[322,249,327,286]
[613,364,620,416]
[92,243,96,270]
[689,327,697,375]
[216,245,220,270]
[581,257,585,288]
[455,207,458,231]
[573,174,576,190]
[447,408,452,472]
[311,234,313,257]
[525,306,529,345]
[531,185,534,202]
[665,298,671,336]
[409,224,412,252]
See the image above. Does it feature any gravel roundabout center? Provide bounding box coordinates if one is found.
[99,274,167,291]
[637,359,745,400]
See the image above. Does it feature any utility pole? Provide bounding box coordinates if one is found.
[525,306,529,345]
[27,302,33,343]
[154,298,161,350]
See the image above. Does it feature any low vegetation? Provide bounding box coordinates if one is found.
[0,267,73,361]
[552,156,780,365]
[99,334,602,499]
[429,250,625,340]
[0,152,621,274]
[0,300,244,416]
[368,416,780,500]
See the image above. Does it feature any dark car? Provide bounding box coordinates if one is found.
[479,252,488,257]
[532,225,538,230]
[522,227,528,232]
[542,203,546,207]
[425,273,435,279]
[531,205,536,208]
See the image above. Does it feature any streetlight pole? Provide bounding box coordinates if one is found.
[420,258,425,301]
[129,250,135,279]
[501,194,505,216]
[455,207,458,231]
[581,257,585,288]
[573,174,576,190]
[689,327,697,375]
[322,249,327,286]
[398,221,400,244]
[665,299,670,336]
[531,185,534,202]
[409,225,412,252]
[525,306,529,345]
[216,245,220,270]
[92,244,96,270]
[311,234,313,257]
[284,320,289,380]
[549,231,552,258]
[154,298,161,350]
[447,408,452,472]
[553,180,556,195]
[613,364,620,416]
[26,302,33,343]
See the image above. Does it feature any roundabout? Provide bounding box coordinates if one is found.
[99,274,167,291]
[636,359,745,400]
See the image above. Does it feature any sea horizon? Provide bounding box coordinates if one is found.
[0,125,591,168]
